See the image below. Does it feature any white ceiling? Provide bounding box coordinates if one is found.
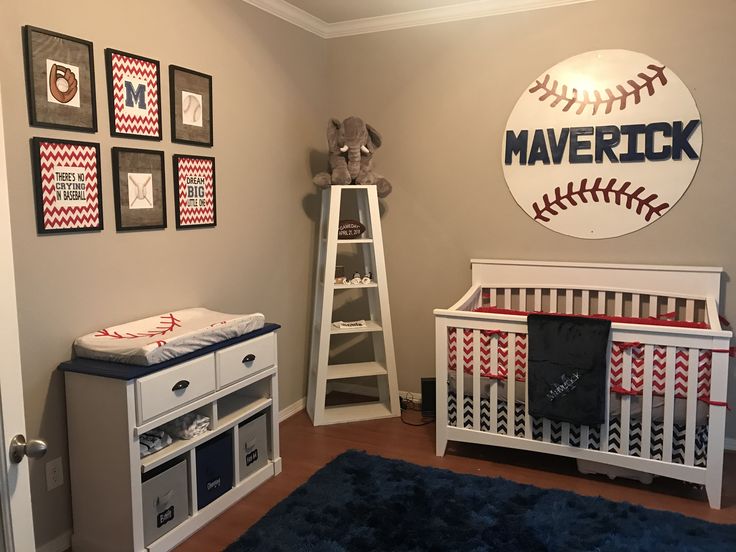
[285,0,479,24]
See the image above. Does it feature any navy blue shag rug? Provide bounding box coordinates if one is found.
[225,450,736,551]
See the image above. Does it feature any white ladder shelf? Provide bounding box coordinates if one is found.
[307,185,400,426]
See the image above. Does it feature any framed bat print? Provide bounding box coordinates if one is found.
[105,49,162,140]
[112,148,167,232]
[31,137,103,234]
[170,65,213,147]
[23,26,97,132]
[173,154,216,229]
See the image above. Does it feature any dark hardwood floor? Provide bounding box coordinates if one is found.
[175,410,735,551]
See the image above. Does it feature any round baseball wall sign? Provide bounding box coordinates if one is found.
[502,50,701,239]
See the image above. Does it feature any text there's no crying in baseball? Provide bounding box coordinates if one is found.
[504,119,700,165]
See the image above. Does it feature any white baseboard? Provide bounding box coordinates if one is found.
[725,437,736,451]
[36,530,71,552]
[279,397,306,422]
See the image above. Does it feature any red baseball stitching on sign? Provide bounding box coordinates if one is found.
[94,314,182,340]
[532,177,670,222]
[528,64,667,115]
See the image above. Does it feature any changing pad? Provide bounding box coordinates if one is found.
[74,308,265,366]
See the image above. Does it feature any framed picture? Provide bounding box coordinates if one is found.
[112,148,167,231]
[173,155,216,229]
[105,49,162,140]
[22,26,97,132]
[170,65,213,147]
[31,137,103,234]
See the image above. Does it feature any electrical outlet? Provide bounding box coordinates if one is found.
[46,457,63,491]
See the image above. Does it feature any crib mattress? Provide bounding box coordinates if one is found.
[448,392,708,468]
[74,308,265,366]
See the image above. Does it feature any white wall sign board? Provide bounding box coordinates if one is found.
[502,50,701,239]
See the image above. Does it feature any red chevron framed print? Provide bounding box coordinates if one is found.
[31,137,103,234]
[104,49,162,140]
[173,155,216,229]
[23,26,98,132]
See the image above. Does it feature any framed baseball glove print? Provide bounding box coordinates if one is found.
[169,65,213,147]
[23,26,98,132]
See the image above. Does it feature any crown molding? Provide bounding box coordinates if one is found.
[242,0,594,39]
[242,0,329,38]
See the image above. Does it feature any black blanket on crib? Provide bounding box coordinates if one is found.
[527,314,610,426]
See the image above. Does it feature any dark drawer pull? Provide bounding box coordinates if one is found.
[242,354,256,364]
[172,380,190,392]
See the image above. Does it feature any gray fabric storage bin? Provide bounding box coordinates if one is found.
[238,412,268,480]
[142,457,189,546]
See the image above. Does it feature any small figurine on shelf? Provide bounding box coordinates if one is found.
[350,272,362,285]
[335,265,347,285]
[362,271,373,285]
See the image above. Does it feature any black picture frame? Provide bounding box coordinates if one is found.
[23,26,98,132]
[173,154,217,229]
[169,65,213,147]
[104,48,163,141]
[112,147,167,232]
[30,137,103,234]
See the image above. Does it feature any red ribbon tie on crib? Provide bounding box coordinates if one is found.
[611,385,638,396]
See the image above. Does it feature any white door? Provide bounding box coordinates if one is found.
[0,84,39,550]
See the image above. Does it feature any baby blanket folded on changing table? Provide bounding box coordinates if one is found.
[528,314,611,426]
[74,308,265,366]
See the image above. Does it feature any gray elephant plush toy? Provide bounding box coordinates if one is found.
[313,116,392,198]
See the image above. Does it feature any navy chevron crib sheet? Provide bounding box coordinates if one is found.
[447,392,708,468]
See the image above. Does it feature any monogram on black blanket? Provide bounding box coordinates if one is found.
[527,314,611,426]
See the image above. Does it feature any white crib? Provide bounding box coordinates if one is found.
[434,259,732,508]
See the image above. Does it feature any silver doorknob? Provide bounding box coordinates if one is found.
[9,434,47,464]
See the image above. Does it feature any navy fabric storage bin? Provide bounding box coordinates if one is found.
[196,431,233,509]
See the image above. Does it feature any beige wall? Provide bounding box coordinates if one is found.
[0,0,327,547]
[327,0,736,433]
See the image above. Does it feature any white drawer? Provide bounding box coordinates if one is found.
[136,355,216,424]
[216,333,276,388]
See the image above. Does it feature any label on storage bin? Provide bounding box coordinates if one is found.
[245,447,259,466]
[156,506,175,528]
[206,477,221,491]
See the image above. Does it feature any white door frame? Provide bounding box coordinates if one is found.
[0,83,36,550]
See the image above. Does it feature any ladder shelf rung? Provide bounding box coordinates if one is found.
[334,283,378,289]
[322,402,393,424]
[330,321,383,335]
[326,361,387,380]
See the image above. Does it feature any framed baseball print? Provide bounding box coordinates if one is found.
[23,26,97,132]
[112,148,167,231]
[173,154,216,229]
[105,49,162,140]
[31,137,103,234]
[170,65,213,147]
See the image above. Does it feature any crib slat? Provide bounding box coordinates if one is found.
[565,289,573,314]
[507,333,516,436]
[490,336,499,433]
[549,289,558,313]
[685,300,695,322]
[534,289,542,311]
[597,291,606,315]
[649,296,658,318]
[601,344,612,451]
[519,288,527,311]
[561,423,570,446]
[620,347,632,455]
[524,373,531,439]
[543,418,551,443]
[641,345,654,459]
[472,330,481,431]
[504,288,512,309]
[489,289,497,307]
[581,425,589,449]
[614,292,623,317]
[632,294,640,318]
[667,297,676,317]
[581,290,590,315]
[456,336,464,428]
[663,346,676,462]
[684,348,698,466]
